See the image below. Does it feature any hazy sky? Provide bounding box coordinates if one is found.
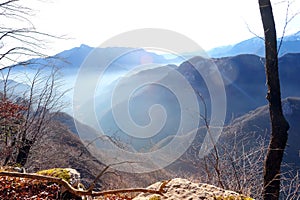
[30,0,300,55]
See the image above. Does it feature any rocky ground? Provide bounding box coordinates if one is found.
[133,178,252,200]
[0,172,253,200]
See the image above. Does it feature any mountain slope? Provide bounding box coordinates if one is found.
[84,53,300,151]
[224,97,300,169]
[182,53,300,119]
[26,111,173,189]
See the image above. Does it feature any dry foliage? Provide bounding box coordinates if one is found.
[0,171,166,200]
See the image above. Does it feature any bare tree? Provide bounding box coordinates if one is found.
[0,0,60,69]
[0,65,67,167]
[258,1,290,199]
[0,0,67,166]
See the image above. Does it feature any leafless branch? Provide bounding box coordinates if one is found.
[277,0,300,54]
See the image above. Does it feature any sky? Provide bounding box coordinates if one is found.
[29,0,300,55]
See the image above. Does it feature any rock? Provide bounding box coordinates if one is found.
[36,168,81,188]
[36,168,84,200]
[133,178,253,200]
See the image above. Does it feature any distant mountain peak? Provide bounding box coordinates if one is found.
[79,44,92,49]
[208,30,300,58]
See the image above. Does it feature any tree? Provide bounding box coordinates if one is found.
[0,97,27,165]
[0,0,65,166]
[0,0,58,69]
[258,0,290,199]
[0,66,67,167]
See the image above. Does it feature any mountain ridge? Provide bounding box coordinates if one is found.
[208,31,300,58]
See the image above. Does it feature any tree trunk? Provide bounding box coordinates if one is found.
[258,0,290,199]
[16,139,33,167]
[3,135,16,166]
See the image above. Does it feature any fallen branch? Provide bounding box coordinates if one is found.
[0,171,164,197]
[87,161,139,192]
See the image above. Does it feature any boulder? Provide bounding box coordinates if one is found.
[133,178,253,200]
[36,168,81,188]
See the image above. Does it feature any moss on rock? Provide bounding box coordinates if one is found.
[36,168,71,182]
[36,168,81,188]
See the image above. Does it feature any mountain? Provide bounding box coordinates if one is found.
[2,42,300,196]
[52,112,100,137]
[11,45,180,75]
[0,79,30,97]
[4,42,300,158]
[224,97,300,169]
[158,97,300,172]
[152,97,300,200]
[208,31,300,58]
[93,53,300,151]
[5,45,184,108]
[25,111,173,189]
[6,47,300,153]
[180,53,300,119]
